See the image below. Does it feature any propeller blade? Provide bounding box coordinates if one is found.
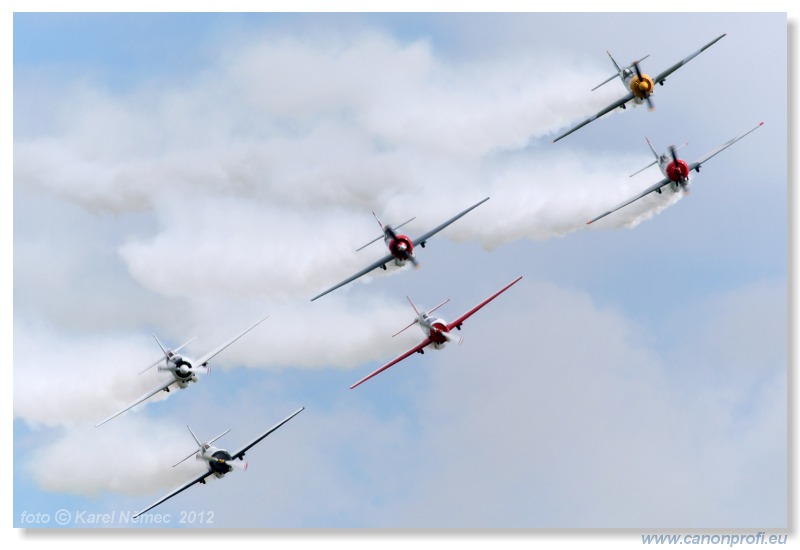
[668,145,689,188]
[206,455,248,471]
[441,330,464,345]
[158,363,207,376]
[632,60,643,80]
[228,460,248,471]
[630,60,654,109]
[669,145,679,165]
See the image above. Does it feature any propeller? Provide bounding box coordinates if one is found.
[158,361,210,376]
[440,329,464,345]
[631,61,655,110]
[207,456,248,471]
[668,145,689,192]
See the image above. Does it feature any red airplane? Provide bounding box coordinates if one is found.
[310,197,490,301]
[350,276,523,389]
[586,122,763,224]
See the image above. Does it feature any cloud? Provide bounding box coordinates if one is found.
[367,280,787,528]
[14,322,177,428]
[15,29,682,303]
[21,278,784,526]
[25,418,210,498]
[12,16,785,529]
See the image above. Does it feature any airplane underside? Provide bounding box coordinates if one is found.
[175,378,194,389]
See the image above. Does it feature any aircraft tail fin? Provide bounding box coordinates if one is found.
[629,137,660,177]
[173,427,231,467]
[591,51,623,91]
[592,52,650,91]
[139,336,197,375]
[356,214,416,251]
[392,296,422,337]
[629,137,687,178]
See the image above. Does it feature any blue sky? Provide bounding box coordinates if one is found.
[9,7,791,540]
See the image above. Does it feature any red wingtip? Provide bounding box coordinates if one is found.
[759,121,764,126]
[586,220,593,225]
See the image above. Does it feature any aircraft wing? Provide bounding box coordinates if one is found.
[552,92,635,143]
[411,197,490,247]
[652,34,726,85]
[688,122,764,172]
[350,337,433,389]
[310,252,396,301]
[446,276,523,331]
[586,176,672,225]
[95,377,175,427]
[193,315,269,367]
[230,406,305,461]
[133,469,214,518]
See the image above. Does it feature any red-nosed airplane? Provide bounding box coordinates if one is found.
[350,276,522,389]
[133,407,304,518]
[587,122,763,225]
[310,197,490,301]
[552,34,726,143]
[95,316,269,427]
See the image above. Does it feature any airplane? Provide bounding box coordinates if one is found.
[586,121,764,225]
[552,34,726,143]
[350,276,522,389]
[95,316,269,427]
[310,197,490,301]
[133,406,305,518]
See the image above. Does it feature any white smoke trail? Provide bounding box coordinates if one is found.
[25,418,208,497]
[14,28,684,424]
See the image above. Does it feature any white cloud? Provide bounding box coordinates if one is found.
[12,15,786,529]
[19,279,785,527]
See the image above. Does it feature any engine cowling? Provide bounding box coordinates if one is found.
[666,159,690,183]
[429,321,449,345]
[389,235,414,260]
[173,359,193,378]
[629,74,654,99]
[210,450,234,474]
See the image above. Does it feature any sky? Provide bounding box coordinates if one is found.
[7,4,792,542]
